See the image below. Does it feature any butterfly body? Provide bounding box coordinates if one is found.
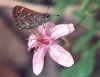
[13,6,50,29]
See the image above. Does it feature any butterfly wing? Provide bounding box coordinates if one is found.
[12,6,50,29]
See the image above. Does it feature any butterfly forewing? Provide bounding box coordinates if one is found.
[13,6,50,29]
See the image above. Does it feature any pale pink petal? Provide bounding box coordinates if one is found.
[51,23,74,40]
[49,44,74,67]
[33,46,47,75]
[38,21,55,35]
[28,34,37,48]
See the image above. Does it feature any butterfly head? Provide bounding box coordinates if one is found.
[46,14,50,18]
[43,14,50,18]
[41,14,50,22]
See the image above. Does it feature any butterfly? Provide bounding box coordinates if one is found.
[12,6,50,30]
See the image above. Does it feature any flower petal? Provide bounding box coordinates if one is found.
[49,44,74,67]
[28,34,36,48]
[38,21,55,35]
[33,46,47,75]
[51,23,74,40]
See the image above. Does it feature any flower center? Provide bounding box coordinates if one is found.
[37,36,51,45]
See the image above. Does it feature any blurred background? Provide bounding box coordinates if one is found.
[0,0,100,77]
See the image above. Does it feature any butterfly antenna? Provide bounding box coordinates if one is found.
[47,6,50,14]
[47,6,60,16]
[52,15,60,16]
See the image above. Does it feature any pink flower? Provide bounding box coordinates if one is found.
[28,21,74,75]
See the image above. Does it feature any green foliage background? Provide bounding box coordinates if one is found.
[53,0,100,77]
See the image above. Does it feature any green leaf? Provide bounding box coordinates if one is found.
[61,50,95,77]
[52,0,77,21]
[82,13,94,27]
[61,41,100,77]
[81,0,91,11]
[91,0,100,4]
[73,9,94,27]
[73,29,96,52]
[73,11,83,22]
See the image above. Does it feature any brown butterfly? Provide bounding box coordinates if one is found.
[12,6,50,30]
